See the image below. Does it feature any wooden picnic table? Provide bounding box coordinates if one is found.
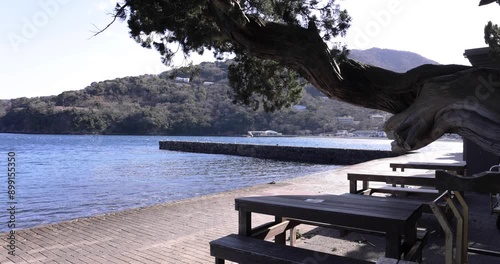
[390,162,466,175]
[235,194,423,259]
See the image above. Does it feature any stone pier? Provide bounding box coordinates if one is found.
[159,140,400,165]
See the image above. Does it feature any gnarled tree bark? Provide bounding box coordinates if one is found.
[209,0,500,155]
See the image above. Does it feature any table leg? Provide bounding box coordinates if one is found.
[350,180,357,194]
[385,231,402,259]
[238,210,252,236]
[275,216,286,244]
[402,224,417,254]
[362,180,368,191]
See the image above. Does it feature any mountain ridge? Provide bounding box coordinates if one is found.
[348,47,439,73]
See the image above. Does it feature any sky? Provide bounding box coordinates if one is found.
[1,0,499,100]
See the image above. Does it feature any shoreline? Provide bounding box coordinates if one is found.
[0,132,463,141]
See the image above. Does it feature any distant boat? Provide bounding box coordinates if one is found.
[247,130,283,137]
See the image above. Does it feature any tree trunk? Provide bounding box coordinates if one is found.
[209,0,500,155]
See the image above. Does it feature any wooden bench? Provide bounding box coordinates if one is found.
[210,234,375,264]
[210,234,423,264]
[348,172,437,196]
[390,162,466,175]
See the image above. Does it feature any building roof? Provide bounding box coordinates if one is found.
[463,47,500,69]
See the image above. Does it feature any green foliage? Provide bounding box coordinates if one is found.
[237,0,351,42]
[485,21,500,60]
[228,54,303,112]
[120,0,350,64]
[114,0,351,110]
[0,60,388,135]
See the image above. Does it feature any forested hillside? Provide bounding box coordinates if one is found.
[0,49,437,135]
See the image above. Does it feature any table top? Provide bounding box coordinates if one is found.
[390,161,466,170]
[235,194,422,233]
[348,172,435,186]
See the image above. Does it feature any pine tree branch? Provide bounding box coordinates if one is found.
[90,2,130,38]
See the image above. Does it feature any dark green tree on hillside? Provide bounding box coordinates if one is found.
[485,21,500,59]
[103,0,500,154]
[481,1,500,59]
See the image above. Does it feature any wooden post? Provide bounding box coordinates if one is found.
[274,216,286,244]
[349,179,358,194]
[385,231,402,259]
[238,210,252,236]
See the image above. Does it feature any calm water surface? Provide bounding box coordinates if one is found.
[0,134,462,232]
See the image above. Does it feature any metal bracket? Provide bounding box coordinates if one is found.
[430,191,468,264]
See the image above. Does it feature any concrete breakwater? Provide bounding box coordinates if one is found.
[159,140,400,165]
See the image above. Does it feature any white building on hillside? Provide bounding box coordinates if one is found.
[337,116,354,125]
[175,77,190,83]
[369,114,386,123]
[247,130,282,137]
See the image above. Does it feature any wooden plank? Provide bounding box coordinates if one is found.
[289,226,297,246]
[435,170,500,193]
[210,234,375,264]
[251,220,298,241]
[237,195,418,219]
[284,217,385,237]
[235,195,421,234]
[340,193,443,214]
[347,173,435,187]
[369,186,439,196]
[390,162,466,174]
[288,194,419,215]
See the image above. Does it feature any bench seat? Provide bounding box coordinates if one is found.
[390,162,465,175]
[368,186,439,196]
[210,234,375,264]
